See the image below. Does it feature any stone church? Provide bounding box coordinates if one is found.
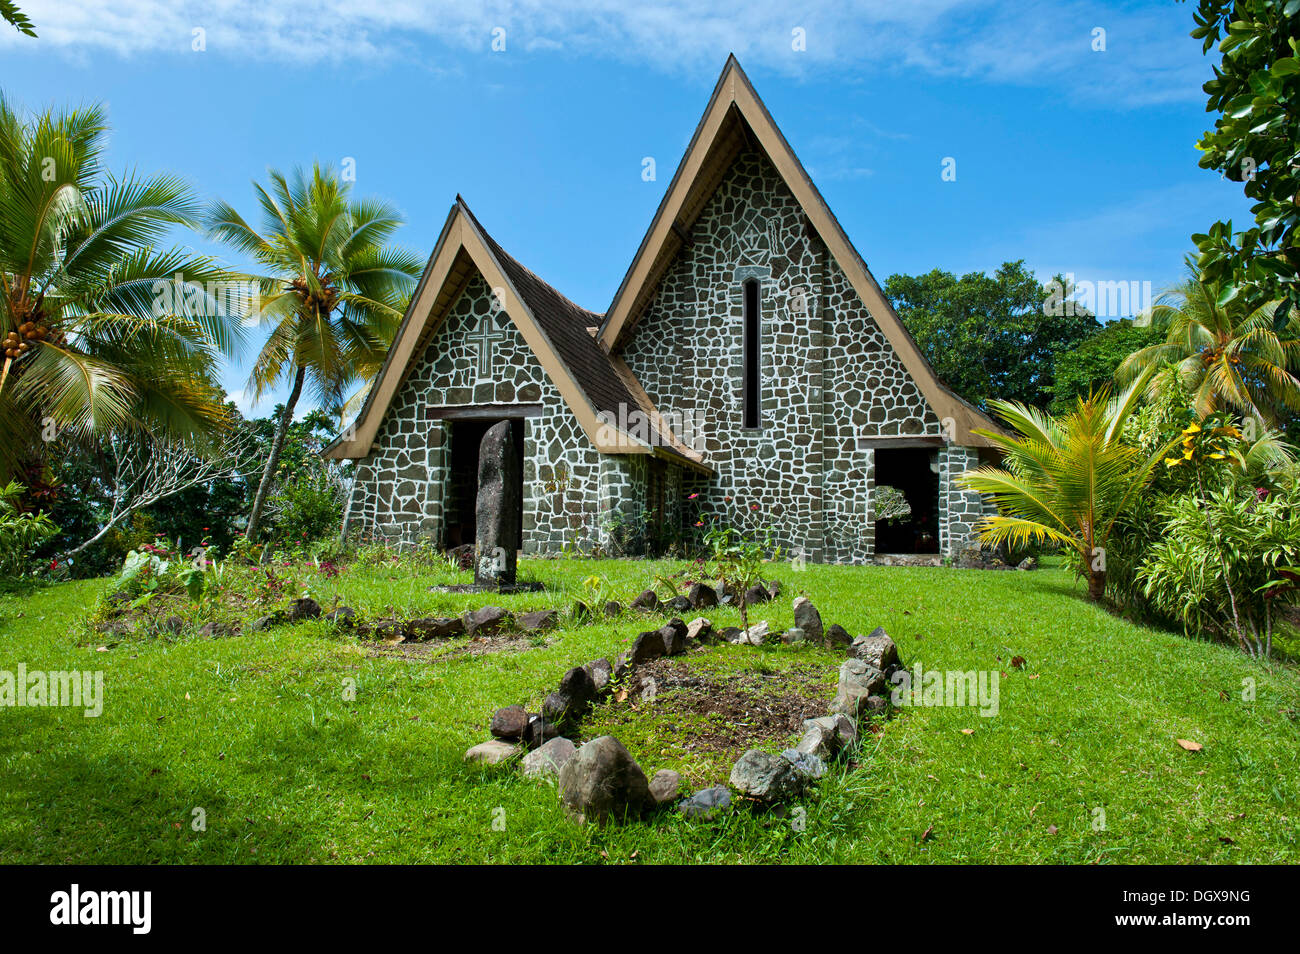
[325,57,1000,562]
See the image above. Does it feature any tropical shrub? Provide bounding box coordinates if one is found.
[0,480,57,577]
[958,371,1172,602]
[1139,481,1300,657]
[266,463,345,545]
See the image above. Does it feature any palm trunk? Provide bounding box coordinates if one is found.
[1087,566,1106,602]
[246,366,304,541]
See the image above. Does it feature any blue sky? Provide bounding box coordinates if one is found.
[1,0,1253,418]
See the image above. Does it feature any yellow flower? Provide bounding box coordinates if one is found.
[1208,452,1226,460]
[1164,457,1182,467]
[1183,448,1194,459]
[1183,422,1202,435]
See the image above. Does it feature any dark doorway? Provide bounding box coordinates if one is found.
[445,419,524,548]
[873,447,940,554]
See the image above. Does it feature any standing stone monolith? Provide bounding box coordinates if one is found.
[475,420,519,587]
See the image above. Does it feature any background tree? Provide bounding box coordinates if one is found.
[206,164,421,541]
[886,261,1098,411]
[1184,0,1300,314]
[1050,318,1162,414]
[0,93,245,485]
[1116,273,1300,426]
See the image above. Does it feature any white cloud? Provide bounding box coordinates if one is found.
[1,0,1208,106]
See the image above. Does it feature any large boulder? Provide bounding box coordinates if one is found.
[792,597,824,644]
[489,704,529,741]
[850,626,899,671]
[728,749,803,802]
[830,659,887,718]
[522,737,576,779]
[557,736,652,824]
[473,420,520,587]
[688,583,718,608]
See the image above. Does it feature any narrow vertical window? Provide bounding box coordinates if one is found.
[742,278,761,428]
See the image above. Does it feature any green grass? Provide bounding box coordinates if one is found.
[2,557,1298,864]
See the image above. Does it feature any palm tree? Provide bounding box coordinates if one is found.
[1117,271,1300,426]
[957,370,1173,602]
[207,164,421,541]
[0,93,245,483]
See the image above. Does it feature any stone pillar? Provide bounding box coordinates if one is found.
[939,445,985,556]
[474,420,519,587]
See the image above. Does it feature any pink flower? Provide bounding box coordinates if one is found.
[688,492,699,500]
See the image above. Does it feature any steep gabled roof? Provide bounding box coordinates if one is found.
[323,198,707,468]
[598,55,1003,447]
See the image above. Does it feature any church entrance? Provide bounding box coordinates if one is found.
[873,447,940,554]
[443,416,525,549]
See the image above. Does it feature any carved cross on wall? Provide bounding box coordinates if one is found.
[468,310,509,378]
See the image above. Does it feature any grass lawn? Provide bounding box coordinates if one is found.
[1,556,1298,864]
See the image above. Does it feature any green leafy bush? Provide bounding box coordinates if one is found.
[1139,481,1300,657]
[267,465,345,546]
[0,481,58,578]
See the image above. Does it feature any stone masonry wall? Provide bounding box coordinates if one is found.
[620,148,944,563]
[348,273,614,552]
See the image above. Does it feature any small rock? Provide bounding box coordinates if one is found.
[824,624,852,649]
[665,595,692,614]
[571,600,590,621]
[729,749,801,801]
[739,621,769,646]
[630,589,659,612]
[288,597,321,622]
[324,606,356,626]
[660,624,686,657]
[864,694,890,717]
[719,626,742,643]
[464,740,520,765]
[630,630,666,666]
[850,627,899,671]
[602,600,623,618]
[1017,556,1037,571]
[463,605,510,637]
[781,748,827,781]
[557,736,652,824]
[742,583,770,607]
[830,658,887,718]
[522,737,576,779]
[688,583,718,608]
[795,724,835,759]
[524,714,559,748]
[766,579,782,600]
[490,704,529,741]
[803,714,857,752]
[516,609,558,632]
[679,785,732,820]
[585,658,613,694]
[405,615,464,640]
[781,627,806,644]
[160,615,186,635]
[792,596,824,644]
[685,617,713,642]
[648,769,682,806]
